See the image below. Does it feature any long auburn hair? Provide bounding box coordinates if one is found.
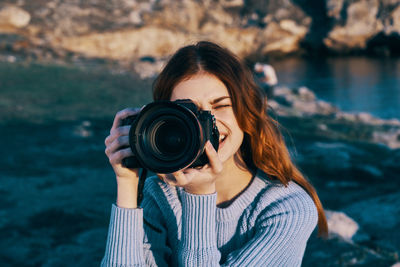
[152,41,328,237]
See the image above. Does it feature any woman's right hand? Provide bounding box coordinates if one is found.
[105,108,141,179]
[105,108,141,208]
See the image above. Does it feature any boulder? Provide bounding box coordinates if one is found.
[0,5,30,31]
[324,0,384,52]
[270,85,400,149]
[343,192,400,252]
[326,0,345,20]
[373,128,400,149]
[133,58,165,79]
[259,20,308,55]
[325,210,359,242]
[383,5,400,35]
[272,86,338,116]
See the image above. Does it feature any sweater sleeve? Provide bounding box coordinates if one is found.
[100,205,146,266]
[101,198,170,266]
[222,186,318,267]
[178,190,221,266]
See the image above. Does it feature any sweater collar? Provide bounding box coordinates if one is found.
[216,170,270,222]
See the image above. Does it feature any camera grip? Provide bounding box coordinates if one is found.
[122,156,141,169]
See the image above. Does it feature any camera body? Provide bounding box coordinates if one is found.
[120,99,219,174]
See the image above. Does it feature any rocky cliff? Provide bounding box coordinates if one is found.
[1,0,400,63]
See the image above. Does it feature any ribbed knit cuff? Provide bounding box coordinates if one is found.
[180,191,217,249]
[103,204,145,265]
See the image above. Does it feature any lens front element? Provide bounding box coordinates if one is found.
[129,101,204,173]
[149,117,190,160]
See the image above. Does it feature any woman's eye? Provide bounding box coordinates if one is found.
[214,104,231,109]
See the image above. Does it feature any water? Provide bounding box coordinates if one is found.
[1,57,399,122]
[272,57,400,120]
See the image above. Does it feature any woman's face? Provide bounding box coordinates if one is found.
[170,72,244,165]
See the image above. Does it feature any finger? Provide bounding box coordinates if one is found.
[182,168,202,182]
[156,173,176,186]
[111,108,140,133]
[105,126,131,146]
[172,171,188,186]
[108,147,134,165]
[105,135,130,156]
[164,173,178,186]
[205,141,223,173]
[109,125,131,140]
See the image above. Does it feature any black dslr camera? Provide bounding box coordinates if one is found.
[120,99,219,174]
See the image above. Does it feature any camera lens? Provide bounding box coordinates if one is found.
[148,117,190,160]
[129,101,204,173]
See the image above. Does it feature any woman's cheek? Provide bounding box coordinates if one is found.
[214,108,234,122]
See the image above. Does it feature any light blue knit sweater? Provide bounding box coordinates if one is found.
[101,170,318,266]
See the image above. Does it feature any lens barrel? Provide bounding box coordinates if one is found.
[128,101,207,173]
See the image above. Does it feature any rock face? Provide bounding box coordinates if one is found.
[1,0,400,61]
[324,0,383,52]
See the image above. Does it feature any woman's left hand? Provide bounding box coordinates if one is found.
[157,141,223,195]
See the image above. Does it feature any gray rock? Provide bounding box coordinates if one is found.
[343,192,400,230]
[0,5,30,28]
[343,192,400,252]
[133,58,165,79]
[298,141,363,170]
[325,210,359,242]
[271,86,338,116]
[271,85,400,149]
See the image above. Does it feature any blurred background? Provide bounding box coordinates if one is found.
[0,0,399,266]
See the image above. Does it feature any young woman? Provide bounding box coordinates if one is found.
[102,41,328,266]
